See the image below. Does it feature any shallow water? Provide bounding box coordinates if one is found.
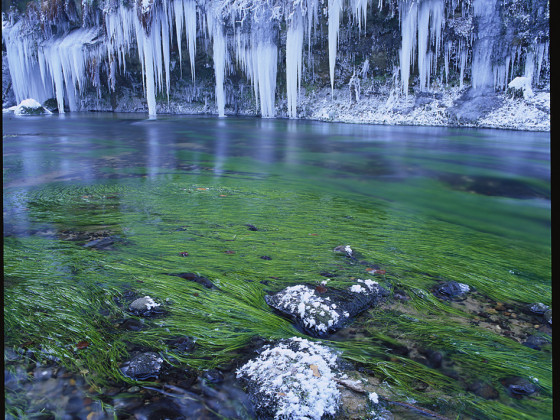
[3,113,551,419]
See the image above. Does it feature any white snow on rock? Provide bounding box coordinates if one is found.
[7,98,52,115]
[508,76,534,99]
[237,337,341,420]
[271,285,341,333]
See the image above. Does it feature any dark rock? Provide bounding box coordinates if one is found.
[204,368,224,384]
[468,381,499,399]
[522,334,551,351]
[432,281,470,301]
[120,352,164,380]
[501,377,539,397]
[320,272,337,277]
[164,273,214,288]
[167,336,196,352]
[65,395,85,413]
[245,224,259,231]
[426,350,443,369]
[260,255,272,260]
[393,289,410,301]
[129,398,185,419]
[529,302,549,315]
[83,236,121,250]
[113,396,144,412]
[543,309,552,324]
[265,280,388,337]
[118,318,144,331]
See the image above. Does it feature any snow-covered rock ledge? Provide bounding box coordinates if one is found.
[3,98,52,116]
[297,87,550,132]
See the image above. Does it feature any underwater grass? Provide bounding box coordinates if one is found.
[4,163,551,419]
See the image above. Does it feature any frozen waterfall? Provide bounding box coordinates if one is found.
[2,0,549,118]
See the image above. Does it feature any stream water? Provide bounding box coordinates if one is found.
[3,113,551,419]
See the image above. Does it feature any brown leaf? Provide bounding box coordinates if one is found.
[309,364,321,377]
[76,341,90,350]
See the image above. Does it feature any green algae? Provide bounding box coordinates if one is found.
[3,116,551,419]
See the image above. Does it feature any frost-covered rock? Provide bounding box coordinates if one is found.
[236,337,341,420]
[333,245,353,257]
[9,98,52,116]
[265,281,388,337]
[508,77,534,99]
[128,296,162,316]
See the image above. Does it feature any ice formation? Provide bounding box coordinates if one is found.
[1,0,549,119]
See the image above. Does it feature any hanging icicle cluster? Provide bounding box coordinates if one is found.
[1,0,550,117]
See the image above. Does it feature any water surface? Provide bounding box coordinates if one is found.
[3,113,551,419]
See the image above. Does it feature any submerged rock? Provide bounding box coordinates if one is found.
[164,272,214,288]
[543,309,552,325]
[121,352,164,380]
[237,337,341,420]
[265,280,388,337]
[468,381,499,400]
[501,377,539,397]
[522,334,551,351]
[529,302,549,315]
[432,281,470,301]
[83,236,122,250]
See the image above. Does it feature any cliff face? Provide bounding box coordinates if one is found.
[2,0,550,130]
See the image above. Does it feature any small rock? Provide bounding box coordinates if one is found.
[502,377,539,397]
[543,309,552,324]
[164,272,214,288]
[204,369,224,384]
[167,336,196,352]
[522,335,551,351]
[529,303,549,315]
[432,281,470,301]
[245,224,259,231]
[266,281,388,337]
[260,255,272,260]
[333,245,353,257]
[128,296,162,316]
[468,381,499,399]
[120,352,164,380]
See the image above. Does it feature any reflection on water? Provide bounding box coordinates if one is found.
[3,113,550,246]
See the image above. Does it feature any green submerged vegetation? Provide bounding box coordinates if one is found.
[3,117,551,419]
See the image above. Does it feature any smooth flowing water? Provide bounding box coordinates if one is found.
[3,113,551,419]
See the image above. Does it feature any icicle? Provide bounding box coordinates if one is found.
[351,0,369,32]
[173,0,184,74]
[524,51,534,85]
[206,9,227,117]
[328,0,343,92]
[471,0,499,90]
[398,0,417,95]
[417,1,430,91]
[286,10,304,118]
[184,0,197,81]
